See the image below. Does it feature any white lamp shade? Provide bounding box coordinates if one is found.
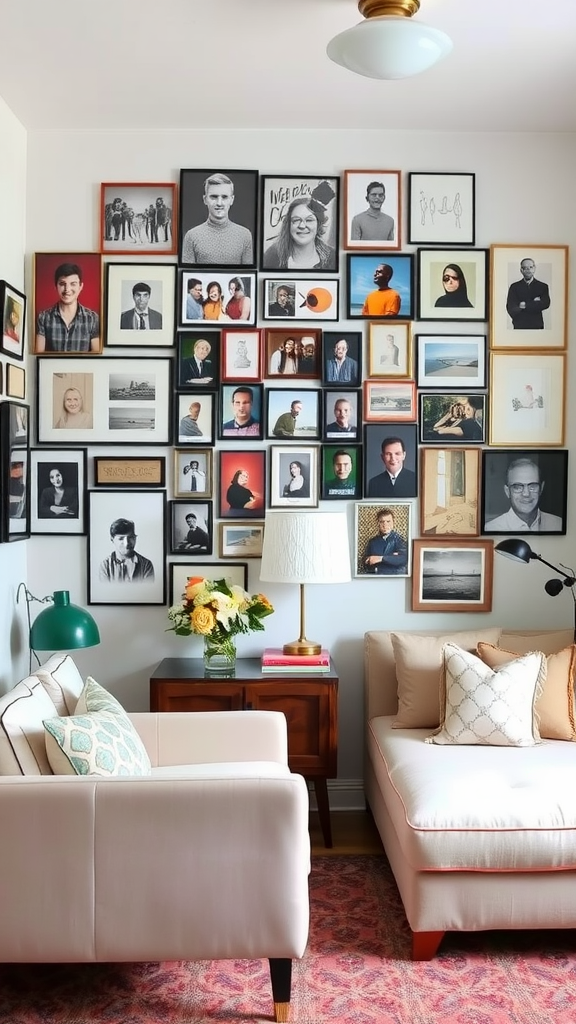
[327,16,452,80]
[259,511,351,585]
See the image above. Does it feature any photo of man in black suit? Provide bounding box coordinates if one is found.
[120,282,162,330]
[506,258,550,330]
[367,435,417,498]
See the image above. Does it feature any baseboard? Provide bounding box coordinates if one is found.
[308,778,365,812]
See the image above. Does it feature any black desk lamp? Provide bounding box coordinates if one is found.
[495,539,576,642]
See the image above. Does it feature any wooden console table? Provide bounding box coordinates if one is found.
[150,657,339,847]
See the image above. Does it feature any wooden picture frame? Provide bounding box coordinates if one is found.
[173,448,212,498]
[321,331,362,387]
[33,253,103,355]
[169,499,213,555]
[490,244,568,350]
[417,248,488,321]
[221,328,262,382]
[260,174,340,273]
[322,389,361,442]
[175,393,215,446]
[489,352,565,446]
[368,322,413,379]
[481,448,568,535]
[269,445,319,508]
[419,392,487,445]
[0,280,26,360]
[100,183,177,255]
[218,449,266,519]
[6,363,26,400]
[363,380,416,423]
[363,423,418,499]
[264,328,321,379]
[179,169,258,269]
[321,444,362,501]
[416,334,487,389]
[104,263,176,347]
[266,387,321,441]
[343,170,401,251]
[262,278,340,321]
[1,402,30,542]
[37,356,172,445]
[346,254,414,320]
[87,489,166,605]
[30,448,87,535]
[408,172,475,245]
[169,561,248,606]
[218,383,264,441]
[420,447,481,537]
[411,539,494,613]
[178,270,257,327]
[93,456,166,489]
[354,501,412,579]
[176,330,220,390]
[219,521,265,559]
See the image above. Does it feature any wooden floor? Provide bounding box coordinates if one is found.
[310,809,385,856]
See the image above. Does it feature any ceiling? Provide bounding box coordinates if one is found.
[2,0,576,134]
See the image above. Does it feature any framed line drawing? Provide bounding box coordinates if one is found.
[219,521,265,559]
[264,328,321,379]
[343,170,401,251]
[420,447,481,537]
[218,449,266,519]
[0,280,26,360]
[173,448,212,498]
[179,168,258,269]
[178,270,257,327]
[321,444,362,501]
[490,244,568,350]
[321,331,362,387]
[30,448,86,535]
[481,448,568,536]
[176,393,215,446]
[408,172,475,245]
[419,392,487,445]
[169,500,212,555]
[33,252,103,355]
[93,456,166,489]
[263,278,339,321]
[368,322,412,379]
[87,489,166,605]
[363,380,416,423]
[169,562,248,606]
[260,175,339,273]
[354,501,412,579]
[6,363,26,400]
[266,387,321,440]
[416,334,487,390]
[37,357,172,445]
[411,539,493,613]
[176,330,220,390]
[346,253,414,320]
[417,248,488,321]
[100,183,177,255]
[489,352,565,447]
[269,445,319,509]
[221,328,262,382]
[104,263,176,347]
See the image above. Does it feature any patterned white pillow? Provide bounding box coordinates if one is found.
[425,642,545,747]
[43,676,151,776]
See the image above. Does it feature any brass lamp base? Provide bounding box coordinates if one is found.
[283,638,321,656]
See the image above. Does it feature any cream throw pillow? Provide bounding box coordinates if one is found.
[477,642,576,741]
[426,642,545,747]
[391,628,502,729]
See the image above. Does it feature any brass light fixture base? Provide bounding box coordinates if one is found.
[282,638,322,657]
[358,0,420,18]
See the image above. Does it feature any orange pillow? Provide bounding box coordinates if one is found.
[476,642,576,741]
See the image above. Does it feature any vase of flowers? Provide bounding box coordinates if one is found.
[167,575,274,675]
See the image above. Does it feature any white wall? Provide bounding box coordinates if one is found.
[0,97,27,693]
[24,128,576,803]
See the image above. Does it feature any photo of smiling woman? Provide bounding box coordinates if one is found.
[261,176,339,273]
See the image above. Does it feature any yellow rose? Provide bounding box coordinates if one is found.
[191,604,216,635]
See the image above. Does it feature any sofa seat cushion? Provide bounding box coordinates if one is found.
[0,677,59,775]
[151,761,292,780]
[368,715,576,871]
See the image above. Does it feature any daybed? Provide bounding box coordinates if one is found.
[364,627,576,960]
[0,654,310,1023]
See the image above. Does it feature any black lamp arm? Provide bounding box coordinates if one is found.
[533,554,576,585]
[16,583,52,671]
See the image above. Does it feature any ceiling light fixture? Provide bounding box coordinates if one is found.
[327,0,453,81]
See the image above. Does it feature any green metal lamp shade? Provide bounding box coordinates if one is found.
[30,590,100,651]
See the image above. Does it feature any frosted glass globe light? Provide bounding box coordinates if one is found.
[327,15,453,80]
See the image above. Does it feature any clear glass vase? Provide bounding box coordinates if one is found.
[203,632,237,675]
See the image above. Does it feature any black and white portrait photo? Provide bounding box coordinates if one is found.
[174,449,212,499]
[179,169,258,268]
[87,490,166,606]
[30,448,86,536]
[269,445,319,509]
[481,449,568,535]
[261,175,339,273]
[169,500,213,555]
[344,170,401,251]
[105,263,176,347]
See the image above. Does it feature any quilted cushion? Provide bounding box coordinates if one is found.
[44,677,151,776]
[426,642,545,747]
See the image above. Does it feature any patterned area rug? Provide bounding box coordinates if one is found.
[2,855,576,1023]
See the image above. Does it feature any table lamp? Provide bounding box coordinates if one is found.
[17,584,100,672]
[495,539,576,642]
[259,511,351,655]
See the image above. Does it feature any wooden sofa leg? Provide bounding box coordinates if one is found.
[412,930,445,960]
[269,957,292,1022]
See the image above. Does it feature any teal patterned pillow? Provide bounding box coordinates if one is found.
[43,677,151,776]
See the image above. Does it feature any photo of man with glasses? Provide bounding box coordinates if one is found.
[483,453,566,534]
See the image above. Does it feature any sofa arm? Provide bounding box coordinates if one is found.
[128,709,289,767]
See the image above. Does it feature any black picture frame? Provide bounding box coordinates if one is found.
[87,489,167,605]
[175,392,216,447]
[218,449,266,519]
[346,254,414,320]
[178,269,257,328]
[218,383,264,441]
[30,448,87,536]
[481,449,568,536]
[321,444,362,501]
[363,423,418,499]
[266,387,321,441]
[168,499,213,555]
[179,168,258,269]
[419,392,487,445]
[322,389,361,443]
[176,330,220,390]
[321,331,362,387]
[1,402,30,542]
[260,175,340,273]
[0,280,26,360]
[407,172,476,246]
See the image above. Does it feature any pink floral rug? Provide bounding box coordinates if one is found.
[2,855,576,1023]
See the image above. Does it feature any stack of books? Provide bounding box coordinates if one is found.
[261,648,331,673]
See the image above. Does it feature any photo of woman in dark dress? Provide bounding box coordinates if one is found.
[434,263,473,308]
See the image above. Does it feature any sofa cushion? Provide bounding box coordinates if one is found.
[391,627,502,729]
[35,653,85,715]
[44,677,151,777]
[477,642,576,741]
[0,676,59,775]
[426,643,545,747]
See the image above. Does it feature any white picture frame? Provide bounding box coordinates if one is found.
[105,263,176,347]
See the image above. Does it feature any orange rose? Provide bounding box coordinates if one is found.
[191,604,216,635]
[185,576,207,601]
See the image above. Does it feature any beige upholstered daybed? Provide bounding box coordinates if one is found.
[364,627,576,960]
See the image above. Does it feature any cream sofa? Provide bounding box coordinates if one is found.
[364,627,576,960]
[0,654,310,1023]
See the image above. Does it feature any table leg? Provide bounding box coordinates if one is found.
[312,777,332,848]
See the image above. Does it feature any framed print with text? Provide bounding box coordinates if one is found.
[354,501,412,578]
[408,173,475,245]
[260,175,339,273]
[420,447,481,536]
[416,334,487,389]
[219,521,265,559]
[33,252,103,355]
[30,448,86,535]
[343,170,401,251]
[411,538,493,613]
[169,561,248,606]
[481,448,567,536]
[179,168,258,269]
[87,489,166,605]
[489,352,565,446]
[368,322,412,378]
[0,280,26,360]
[346,254,414,320]
[490,244,568,350]
[100,183,177,255]
[221,328,262,382]
[105,263,176,347]
[269,445,319,508]
[263,278,339,321]
[417,248,488,321]
[93,456,166,489]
